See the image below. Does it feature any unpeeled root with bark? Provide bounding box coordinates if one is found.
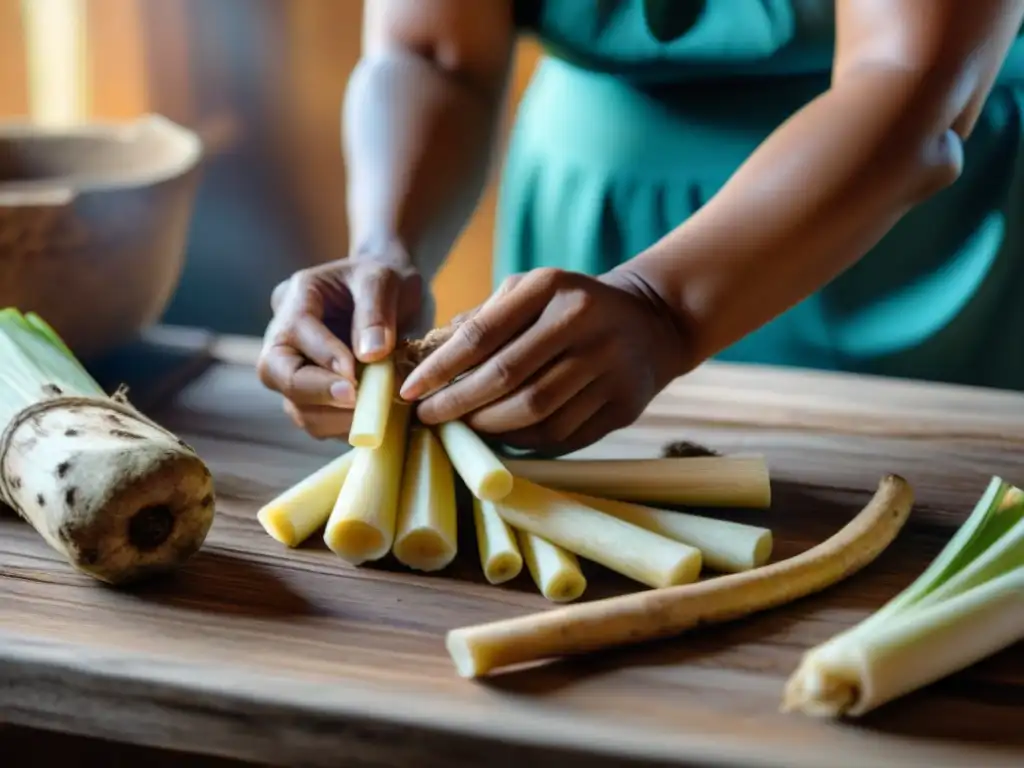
[445,474,914,678]
[0,394,215,585]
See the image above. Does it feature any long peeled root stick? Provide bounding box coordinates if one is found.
[502,455,771,508]
[348,358,395,449]
[0,308,215,585]
[495,478,702,588]
[324,402,411,564]
[518,530,587,603]
[473,496,523,584]
[393,426,458,572]
[572,492,772,573]
[258,452,356,547]
[436,420,513,501]
[446,474,913,678]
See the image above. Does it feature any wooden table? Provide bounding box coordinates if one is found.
[1,329,1022,768]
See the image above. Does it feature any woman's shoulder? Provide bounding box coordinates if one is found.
[513,0,835,79]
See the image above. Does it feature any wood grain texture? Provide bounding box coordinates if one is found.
[1,336,1022,768]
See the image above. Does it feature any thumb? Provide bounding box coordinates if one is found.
[350,265,400,363]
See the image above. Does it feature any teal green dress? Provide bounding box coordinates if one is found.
[496,0,1024,390]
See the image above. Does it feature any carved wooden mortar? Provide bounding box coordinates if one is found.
[0,114,204,359]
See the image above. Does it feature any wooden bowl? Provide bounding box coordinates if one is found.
[0,114,204,360]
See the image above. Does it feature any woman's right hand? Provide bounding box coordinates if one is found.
[256,248,427,441]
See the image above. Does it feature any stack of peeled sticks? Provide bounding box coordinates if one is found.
[258,323,1024,720]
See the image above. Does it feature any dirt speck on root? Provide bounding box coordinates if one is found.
[64,428,79,437]
[64,486,77,509]
[57,461,72,478]
[661,440,719,458]
[35,493,45,507]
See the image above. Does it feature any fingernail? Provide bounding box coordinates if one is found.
[358,327,386,359]
[330,380,355,405]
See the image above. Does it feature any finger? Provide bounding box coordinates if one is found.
[273,275,357,379]
[400,270,556,400]
[258,345,355,407]
[451,351,598,433]
[350,266,401,363]
[498,380,613,457]
[283,400,354,440]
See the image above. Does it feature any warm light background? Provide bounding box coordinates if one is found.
[0,0,543,331]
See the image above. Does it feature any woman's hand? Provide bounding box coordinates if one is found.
[257,246,426,440]
[399,267,691,455]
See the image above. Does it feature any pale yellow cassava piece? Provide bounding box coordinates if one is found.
[348,358,396,449]
[392,426,458,572]
[472,496,523,585]
[571,492,772,573]
[257,452,357,547]
[436,420,513,501]
[324,402,412,564]
[494,478,703,589]
[518,530,587,603]
[503,455,771,508]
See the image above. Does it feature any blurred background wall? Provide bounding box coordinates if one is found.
[0,0,542,335]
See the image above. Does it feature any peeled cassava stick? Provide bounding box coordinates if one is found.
[0,309,215,585]
[324,402,411,564]
[446,474,913,678]
[517,529,587,603]
[502,455,771,508]
[493,478,703,589]
[348,358,395,449]
[257,452,356,547]
[472,496,523,584]
[782,477,1024,717]
[569,491,772,573]
[436,420,513,501]
[392,426,458,572]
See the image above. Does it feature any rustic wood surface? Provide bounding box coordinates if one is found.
[1,330,1022,768]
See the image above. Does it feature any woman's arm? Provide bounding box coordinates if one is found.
[623,0,1024,368]
[343,0,516,278]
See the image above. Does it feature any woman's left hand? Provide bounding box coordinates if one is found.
[399,267,691,455]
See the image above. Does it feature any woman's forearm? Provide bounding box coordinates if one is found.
[624,65,970,368]
[342,49,507,279]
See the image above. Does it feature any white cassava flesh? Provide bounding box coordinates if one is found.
[569,492,772,573]
[348,358,396,449]
[517,529,587,603]
[446,475,913,678]
[436,420,513,501]
[324,402,411,564]
[502,455,771,508]
[257,452,356,547]
[392,426,458,572]
[494,478,702,589]
[0,309,215,585]
[472,496,522,584]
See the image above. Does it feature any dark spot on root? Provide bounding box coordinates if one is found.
[36,493,45,507]
[128,505,174,551]
[661,440,719,458]
[64,428,79,437]
[105,414,124,426]
[177,438,191,450]
[81,548,100,566]
[109,429,144,440]
[65,486,77,509]
[43,383,63,396]
[200,493,214,508]
[57,461,71,478]
[8,475,21,490]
